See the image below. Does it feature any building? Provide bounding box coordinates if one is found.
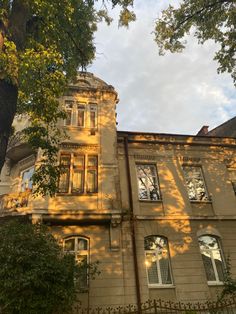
[1,72,236,308]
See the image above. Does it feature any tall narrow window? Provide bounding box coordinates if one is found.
[144,236,173,286]
[136,164,160,201]
[87,156,98,193]
[228,169,236,195]
[64,101,73,126]
[64,236,89,289]
[89,104,97,128]
[58,154,71,193]
[77,104,85,127]
[20,167,34,192]
[183,166,209,201]
[72,155,84,193]
[198,235,225,284]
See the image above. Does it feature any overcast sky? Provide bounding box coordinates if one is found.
[89,0,236,135]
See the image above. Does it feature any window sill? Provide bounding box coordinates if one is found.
[57,193,98,196]
[148,284,175,289]
[189,200,212,204]
[139,199,162,203]
[208,282,224,286]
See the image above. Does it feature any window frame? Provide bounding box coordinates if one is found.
[136,164,161,202]
[198,234,225,285]
[20,166,34,192]
[182,165,210,202]
[144,235,173,287]
[58,153,98,195]
[89,104,98,129]
[63,236,90,289]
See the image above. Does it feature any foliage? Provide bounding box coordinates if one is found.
[0,219,99,314]
[155,0,236,85]
[219,256,236,301]
[0,0,135,196]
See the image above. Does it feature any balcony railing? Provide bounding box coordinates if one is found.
[0,191,30,213]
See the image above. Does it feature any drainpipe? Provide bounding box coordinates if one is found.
[124,135,142,314]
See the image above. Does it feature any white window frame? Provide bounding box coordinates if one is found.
[198,235,225,285]
[144,236,173,287]
[76,104,86,127]
[63,236,89,289]
[58,153,98,194]
[183,165,210,201]
[136,164,161,201]
[89,104,97,129]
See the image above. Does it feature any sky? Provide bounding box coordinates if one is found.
[89,0,236,135]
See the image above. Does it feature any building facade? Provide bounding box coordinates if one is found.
[1,72,236,308]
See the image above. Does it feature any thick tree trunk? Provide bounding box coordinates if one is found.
[0,79,18,174]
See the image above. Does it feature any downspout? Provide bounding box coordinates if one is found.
[124,135,142,313]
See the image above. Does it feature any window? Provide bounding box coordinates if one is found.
[64,100,97,128]
[89,104,97,128]
[20,167,34,192]
[58,154,98,194]
[144,236,173,286]
[64,236,89,289]
[183,166,209,201]
[136,164,160,201]
[198,235,225,284]
[228,169,236,195]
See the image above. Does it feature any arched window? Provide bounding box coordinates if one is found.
[63,236,89,288]
[144,236,173,286]
[198,235,225,284]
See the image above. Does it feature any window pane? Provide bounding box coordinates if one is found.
[159,250,172,284]
[136,165,160,201]
[146,252,159,284]
[78,238,88,250]
[87,170,97,193]
[58,168,70,193]
[64,239,75,251]
[213,250,224,281]
[74,155,84,167]
[72,170,84,193]
[60,155,71,166]
[21,167,34,192]
[183,166,209,201]
[89,105,97,128]
[65,101,73,126]
[88,156,97,167]
[199,235,219,250]
[201,251,216,281]
[77,105,85,127]
[145,236,167,251]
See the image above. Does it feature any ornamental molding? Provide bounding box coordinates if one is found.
[60,143,99,153]
[180,156,201,165]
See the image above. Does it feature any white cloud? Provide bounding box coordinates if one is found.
[90,0,236,135]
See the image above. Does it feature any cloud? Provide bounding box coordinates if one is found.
[90,0,236,135]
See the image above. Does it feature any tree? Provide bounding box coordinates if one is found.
[154,0,236,85]
[0,219,92,314]
[0,0,135,196]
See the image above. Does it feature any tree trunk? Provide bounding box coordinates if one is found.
[0,79,18,174]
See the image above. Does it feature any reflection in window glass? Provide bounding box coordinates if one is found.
[136,165,160,201]
[145,236,172,285]
[198,235,225,283]
[183,166,209,201]
[21,167,34,192]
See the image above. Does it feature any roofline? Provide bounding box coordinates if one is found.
[207,116,236,135]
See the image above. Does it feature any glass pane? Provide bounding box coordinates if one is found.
[145,236,167,251]
[60,155,71,166]
[64,238,75,251]
[77,110,85,127]
[90,111,96,128]
[78,238,88,250]
[76,254,88,288]
[58,168,70,193]
[213,250,224,281]
[21,167,34,192]
[137,165,160,200]
[65,110,72,125]
[87,170,97,193]
[159,250,172,284]
[198,236,219,250]
[183,166,208,201]
[146,252,159,284]
[74,155,84,167]
[72,170,84,193]
[88,156,97,167]
[201,251,216,281]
